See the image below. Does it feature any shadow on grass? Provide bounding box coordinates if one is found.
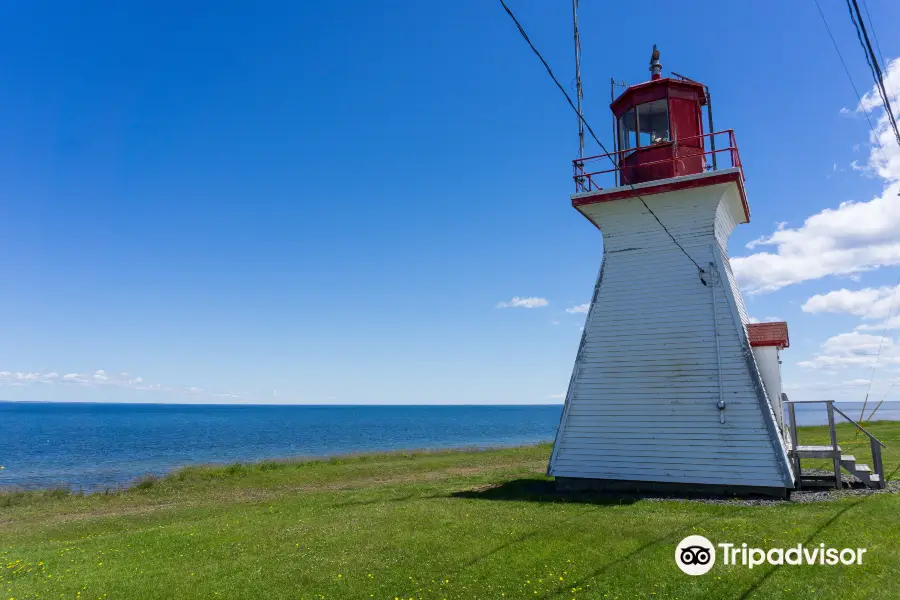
[460,504,605,569]
[439,486,714,598]
[534,514,717,600]
[331,495,405,509]
[331,489,459,508]
[451,478,637,506]
[736,459,900,600]
[735,499,862,600]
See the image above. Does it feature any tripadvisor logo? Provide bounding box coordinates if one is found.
[675,535,867,576]
[675,535,716,575]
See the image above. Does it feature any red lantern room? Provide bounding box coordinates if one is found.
[611,46,707,185]
[573,46,744,200]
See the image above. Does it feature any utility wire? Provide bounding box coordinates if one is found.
[846,0,900,426]
[812,0,888,164]
[859,274,900,424]
[815,0,896,426]
[497,0,707,282]
[867,384,895,422]
[860,0,887,76]
[847,0,900,150]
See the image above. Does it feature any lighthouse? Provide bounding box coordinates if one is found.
[548,49,795,497]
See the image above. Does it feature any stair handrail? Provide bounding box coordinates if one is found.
[831,405,887,448]
[784,396,886,489]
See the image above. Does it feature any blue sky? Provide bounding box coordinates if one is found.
[2,0,900,405]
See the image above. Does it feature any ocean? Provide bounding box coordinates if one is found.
[0,402,562,491]
[2,401,898,491]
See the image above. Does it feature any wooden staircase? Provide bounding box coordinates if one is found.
[784,397,886,490]
[840,454,882,488]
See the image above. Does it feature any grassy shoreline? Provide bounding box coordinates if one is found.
[3,422,899,599]
[2,440,557,500]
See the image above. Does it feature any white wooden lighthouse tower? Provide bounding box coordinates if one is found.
[548,50,795,497]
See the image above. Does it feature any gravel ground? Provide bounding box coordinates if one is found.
[640,469,899,506]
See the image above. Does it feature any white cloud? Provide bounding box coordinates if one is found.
[566,303,590,314]
[858,315,900,331]
[0,369,240,399]
[797,331,900,369]
[748,316,782,324]
[0,371,55,383]
[732,58,900,294]
[802,284,900,331]
[546,393,565,400]
[496,296,548,309]
[732,183,900,294]
[802,285,898,318]
[857,59,900,181]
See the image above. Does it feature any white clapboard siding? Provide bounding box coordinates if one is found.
[549,173,794,490]
[557,443,778,456]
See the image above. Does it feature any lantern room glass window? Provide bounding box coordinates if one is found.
[618,100,670,150]
[637,99,669,146]
[618,108,636,151]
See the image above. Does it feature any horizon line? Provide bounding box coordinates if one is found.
[0,399,566,407]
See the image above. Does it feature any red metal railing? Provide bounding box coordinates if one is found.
[573,129,744,193]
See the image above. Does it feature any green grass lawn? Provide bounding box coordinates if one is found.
[3,421,899,600]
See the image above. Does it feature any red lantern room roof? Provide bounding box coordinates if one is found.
[610,78,707,118]
[747,322,790,349]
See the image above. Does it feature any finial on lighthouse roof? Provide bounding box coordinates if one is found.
[649,44,662,80]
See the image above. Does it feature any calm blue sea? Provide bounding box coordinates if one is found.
[2,401,897,491]
[0,403,562,491]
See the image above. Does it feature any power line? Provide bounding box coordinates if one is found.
[496,0,707,282]
[847,0,900,150]
[814,0,897,425]
[496,0,603,165]
[859,274,900,423]
[866,384,894,422]
[842,0,900,426]
[812,0,888,164]
[860,0,887,73]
